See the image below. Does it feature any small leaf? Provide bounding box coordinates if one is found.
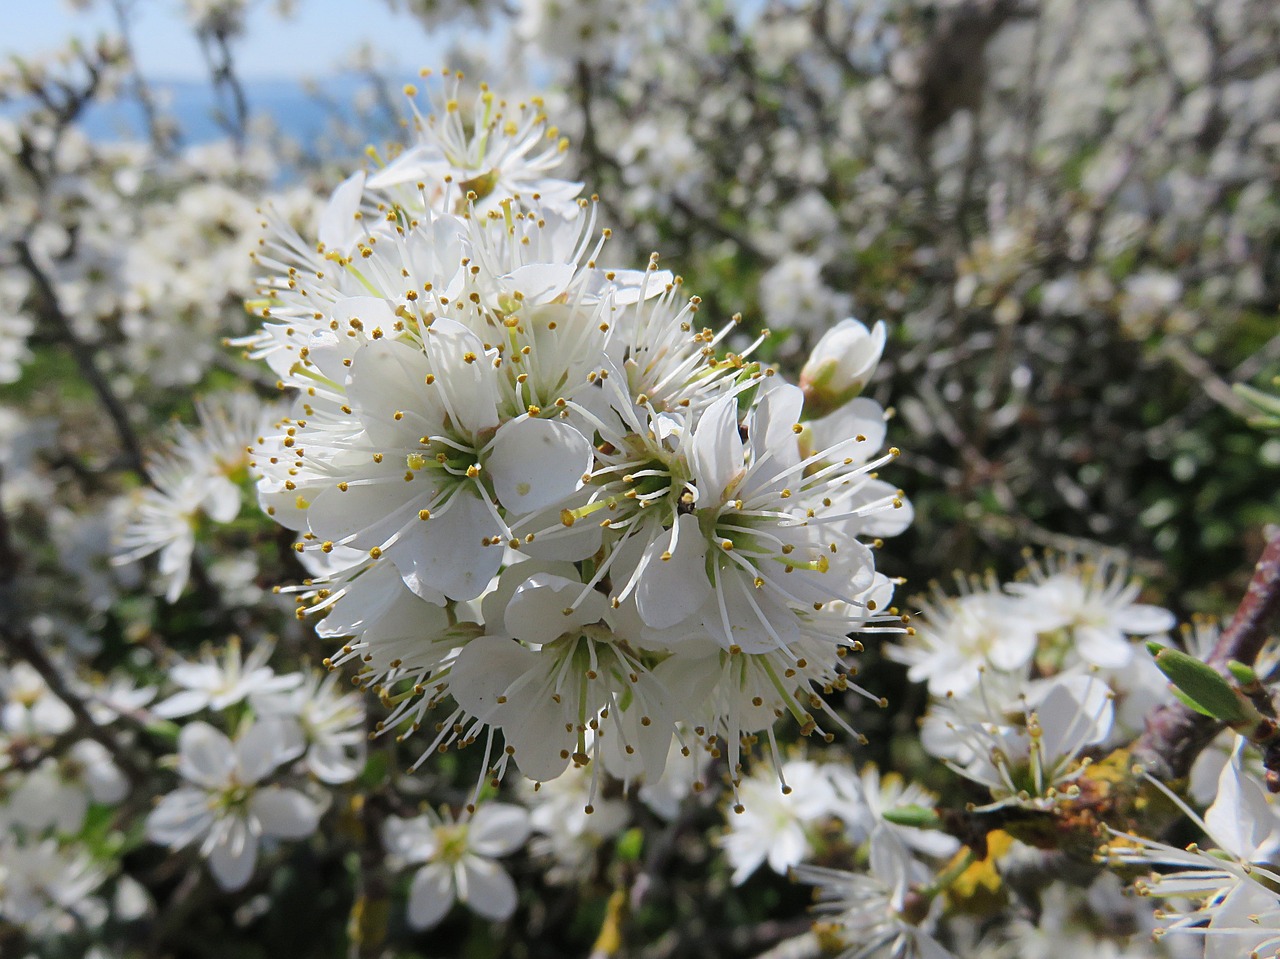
[1228,660,1260,686]
[1150,643,1254,724]
[881,804,943,830]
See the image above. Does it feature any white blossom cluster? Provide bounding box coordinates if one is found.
[889,554,1176,808]
[241,74,911,804]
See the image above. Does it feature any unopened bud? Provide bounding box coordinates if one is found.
[800,318,886,418]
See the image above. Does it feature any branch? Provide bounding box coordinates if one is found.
[14,237,152,484]
[1131,529,1280,780]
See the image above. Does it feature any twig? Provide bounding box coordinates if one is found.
[14,237,152,484]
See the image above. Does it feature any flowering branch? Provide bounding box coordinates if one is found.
[1132,529,1280,780]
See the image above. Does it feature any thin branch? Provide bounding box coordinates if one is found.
[13,237,152,484]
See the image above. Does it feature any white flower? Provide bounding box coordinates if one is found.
[887,587,1039,697]
[0,662,75,738]
[0,836,106,936]
[367,75,582,214]
[1006,553,1175,668]
[830,765,960,860]
[251,670,366,784]
[795,826,955,959]
[520,760,630,884]
[758,254,852,333]
[112,392,276,602]
[146,720,320,891]
[944,674,1114,810]
[153,636,302,719]
[718,759,838,885]
[1105,740,1280,958]
[383,803,531,929]
[800,318,887,416]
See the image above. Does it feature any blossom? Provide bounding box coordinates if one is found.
[718,759,838,885]
[152,636,302,719]
[251,669,366,784]
[383,803,531,929]
[795,826,955,959]
[886,587,1039,698]
[1005,553,1175,669]
[367,72,582,214]
[146,720,320,891]
[941,674,1114,811]
[800,318,887,417]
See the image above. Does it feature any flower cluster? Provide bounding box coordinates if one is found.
[242,74,910,801]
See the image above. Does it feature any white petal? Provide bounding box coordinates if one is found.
[317,170,366,253]
[398,489,503,601]
[504,573,608,646]
[447,636,536,722]
[500,263,576,305]
[407,862,455,930]
[1206,739,1275,859]
[383,813,438,864]
[468,804,532,858]
[420,319,500,435]
[208,817,259,891]
[234,719,288,784]
[250,788,321,840]
[488,417,591,517]
[1074,625,1133,668]
[459,856,518,921]
[347,338,443,448]
[636,515,709,630]
[146,789,215,847]
[1114,603,1176,636]
[153,688,213,720]
[177,722,235,789]
[691,394,744,502]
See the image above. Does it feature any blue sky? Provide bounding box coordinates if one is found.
[5,0,458,81]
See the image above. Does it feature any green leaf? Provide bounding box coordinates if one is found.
[1148,642,1254,724]
[881,804,943,830]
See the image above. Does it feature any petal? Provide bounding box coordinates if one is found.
[459,856,518,921]
[146,788,215,847]
[177,722,235,789]
[504,573,608,646]
[635,515,710,630]
[250,788,321,839]
[468,804,532,858]
[420,319,500,436]
[234,719,288,784]
[1114,603,1176,636]
[1074,625,1133,668]
[406,862,455,930]
[1206,739,1275,859]
[347,338,443,448]
[208,817,259,891]
[488,418,591,517]
[317,170,366,253]
[447,636,536,722]
[153,688,214,720]
[691,394,744,502]
[398,490,503,601]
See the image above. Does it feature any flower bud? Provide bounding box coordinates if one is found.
[799,318,886,417]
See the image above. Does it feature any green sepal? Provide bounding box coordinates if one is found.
[1148,642,1254,725]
